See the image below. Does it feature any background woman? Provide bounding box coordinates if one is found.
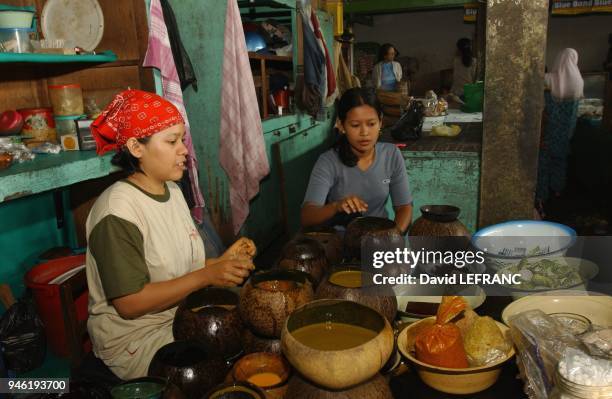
[372,43,403,91]
[301,88,413,233]
[86,89,255,380]
[451,38,477,98]
[536,48,584,213]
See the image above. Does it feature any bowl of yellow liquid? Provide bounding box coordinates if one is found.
[231,352,290,399]
[281,299,394,390]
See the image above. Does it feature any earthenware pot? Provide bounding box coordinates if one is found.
[148,341,228,399]
[284,372,393,398]
[277,237,328,287]
[173,287,243,359]
[315,266,397,323]
[241,328,282,355]
[239,269,314,338]
[281,299,394,390]
[300,226,344,266]
[344,217,404,262]
[409,205,471,255]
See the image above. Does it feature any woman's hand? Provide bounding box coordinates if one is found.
[335,196,368,214]
[203,256,255,287]
[222,237,257,260]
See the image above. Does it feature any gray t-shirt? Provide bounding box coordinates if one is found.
[303,142,413,220]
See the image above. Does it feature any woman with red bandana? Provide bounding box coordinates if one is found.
[86,89,255,380]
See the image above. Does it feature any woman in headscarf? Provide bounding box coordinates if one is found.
[86,89,255,380]
[536,48,584,214]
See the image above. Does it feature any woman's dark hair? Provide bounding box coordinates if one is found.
[333,88,383,167]
[111,137,151,174]
[377,43,399,63]
[456,38,473,68]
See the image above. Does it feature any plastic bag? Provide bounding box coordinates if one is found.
[508,309,582,399]
[580,328,612,359]
[415,296,469,368]
[390,99,424,141]
[0,297,46,373]
[463,315,511,367]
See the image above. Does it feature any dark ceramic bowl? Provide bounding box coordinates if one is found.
[241,328,282,355]
[148,341,228,399]
[173,287,243,359]
[239,269,314,338]
[284,372,394,399]
[111,377,184,399]
[344,217,403,261]
[232,352,291,398]
[300,226,344,266]
[315,266,398,323]
[204,381,266,399]
[278,237,328,286]
[419,205,461,222]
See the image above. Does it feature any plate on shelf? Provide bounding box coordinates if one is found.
[41,0,104,52]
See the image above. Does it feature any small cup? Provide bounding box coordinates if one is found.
[232,352,290,399]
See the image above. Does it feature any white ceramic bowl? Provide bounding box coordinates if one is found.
[501,290,612,326]
[495,257,599,300]
[397,317,515,394]
[472,220,576,272]
[0,10,35,29]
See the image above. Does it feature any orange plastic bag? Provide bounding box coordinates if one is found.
[415,296,469,368]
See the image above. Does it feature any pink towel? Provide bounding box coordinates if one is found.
[143,0,205,223]
[219,0,270,235]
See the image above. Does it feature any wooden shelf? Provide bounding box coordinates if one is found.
[248,52,292,62]
[0,50,118,64]
[0,151,117,203]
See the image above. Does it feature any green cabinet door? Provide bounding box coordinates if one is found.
[275,122,333,236]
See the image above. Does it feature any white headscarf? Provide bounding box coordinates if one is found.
[545,48,584,100]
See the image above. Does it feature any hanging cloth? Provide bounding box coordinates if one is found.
[159,0,198,91]
[143,0,206,223]
[219,0,270,235]
[298,4,325,117]
[309,9,337,105]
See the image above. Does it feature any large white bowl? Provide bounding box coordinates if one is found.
[501,290,612,327]
[0,10,35,29]
[495,257,599,300]
[472,220,576,272]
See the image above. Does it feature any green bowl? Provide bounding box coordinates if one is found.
[110,381,164,399]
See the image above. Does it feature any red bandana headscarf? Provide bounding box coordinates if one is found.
[91,89,184,155]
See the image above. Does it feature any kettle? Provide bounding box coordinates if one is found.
[390,100,424,141]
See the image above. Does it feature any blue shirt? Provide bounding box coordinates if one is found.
[380,62,397,91]
[303,143,413,222]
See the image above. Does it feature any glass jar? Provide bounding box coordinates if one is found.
[550,368,612,399]
[48,84,84,116]
[54,115,81,136]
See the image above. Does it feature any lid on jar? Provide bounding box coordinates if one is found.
[54,114,87,121]
[48,84,82,89]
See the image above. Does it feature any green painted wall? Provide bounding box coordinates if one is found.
[403,151,480,233]
[345,0,466,14]
[0,191,70,299]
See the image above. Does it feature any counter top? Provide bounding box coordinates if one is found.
[381,121,482,153]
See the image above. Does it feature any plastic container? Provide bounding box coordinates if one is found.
[0,10,35,29]
[461,81,484,113]
[0,27,33,53]
[54,115,82,136]
[24,254,89,358]
[17,107,57,144]
[48,84,84,116]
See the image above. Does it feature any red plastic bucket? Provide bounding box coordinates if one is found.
[24,254,89,358]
